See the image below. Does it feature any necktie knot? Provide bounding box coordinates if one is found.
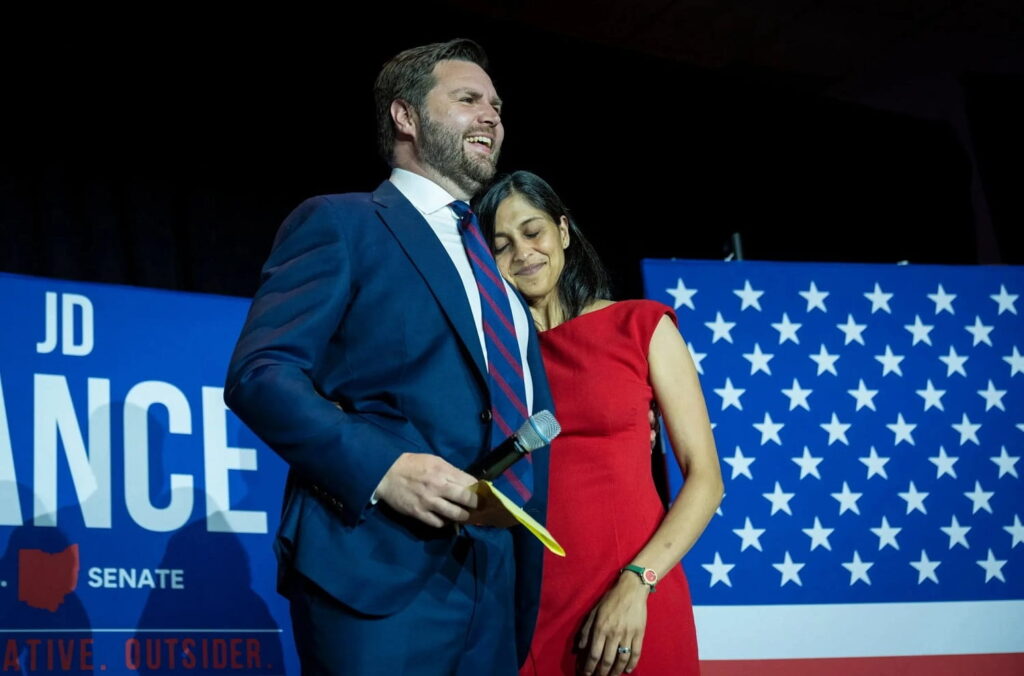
[450,200,474,229]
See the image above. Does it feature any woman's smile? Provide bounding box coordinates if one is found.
[514,261,546,277]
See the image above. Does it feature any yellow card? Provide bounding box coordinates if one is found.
[471,481,565,557]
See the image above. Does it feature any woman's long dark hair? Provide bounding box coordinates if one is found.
[475,171,612,321]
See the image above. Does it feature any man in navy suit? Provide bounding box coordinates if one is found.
[224,39,552,674]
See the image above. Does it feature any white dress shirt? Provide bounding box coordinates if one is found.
[389,168,535,412]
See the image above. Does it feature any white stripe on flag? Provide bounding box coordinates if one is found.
[695,601,1024,659]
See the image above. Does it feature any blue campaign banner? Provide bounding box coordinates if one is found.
[0,273,298,675]
[641,259,1023,606]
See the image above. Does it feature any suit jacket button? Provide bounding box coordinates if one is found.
[480,410,492,423]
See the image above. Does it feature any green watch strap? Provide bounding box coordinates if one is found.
[620,564,657,592]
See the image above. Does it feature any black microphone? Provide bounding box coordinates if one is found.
[468,410,561,480]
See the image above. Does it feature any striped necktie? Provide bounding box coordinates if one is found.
[450,200,533,505]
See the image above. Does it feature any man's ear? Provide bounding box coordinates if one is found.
[391,99,418,139]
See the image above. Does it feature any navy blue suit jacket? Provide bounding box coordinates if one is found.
[224,180,553,663]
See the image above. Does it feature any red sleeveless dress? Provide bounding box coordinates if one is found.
[521,300,700,676]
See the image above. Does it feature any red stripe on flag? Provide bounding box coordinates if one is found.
[701,653,1024,676]
[490,366,530,420]
[484,323,524,378]
[476,282,517,334]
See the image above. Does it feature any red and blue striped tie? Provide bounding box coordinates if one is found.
[451,200,533,506]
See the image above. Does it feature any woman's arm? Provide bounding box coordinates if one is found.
[637,314,724,571]
[579,314,723,676]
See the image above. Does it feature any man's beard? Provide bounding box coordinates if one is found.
[419,112,499,198]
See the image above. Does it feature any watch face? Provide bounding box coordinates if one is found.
[643,569,657,584]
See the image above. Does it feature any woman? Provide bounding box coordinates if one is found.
[476,171,723,676]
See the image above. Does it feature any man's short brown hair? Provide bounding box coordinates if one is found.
[374,38,489,164]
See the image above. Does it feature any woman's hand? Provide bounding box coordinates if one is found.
[577,573,649,675]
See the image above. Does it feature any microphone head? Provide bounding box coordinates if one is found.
[516,410,561,452]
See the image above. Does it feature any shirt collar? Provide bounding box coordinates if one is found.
[389,168,459,218]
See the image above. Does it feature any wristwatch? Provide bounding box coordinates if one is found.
[620,564,658,593]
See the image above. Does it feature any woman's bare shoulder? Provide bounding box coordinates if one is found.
[579,298,617,316]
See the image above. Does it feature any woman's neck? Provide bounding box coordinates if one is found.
[529,295,566,332]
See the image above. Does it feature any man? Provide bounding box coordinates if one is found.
[224,39,552,675]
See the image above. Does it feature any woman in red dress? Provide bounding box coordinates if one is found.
[477,171,723,676]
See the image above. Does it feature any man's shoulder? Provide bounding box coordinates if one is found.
[303,190,377,210]
[275,182,417,244]
[296,181,409,214]
[283,189,384,224]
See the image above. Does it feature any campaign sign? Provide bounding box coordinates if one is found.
[0,273,298,675]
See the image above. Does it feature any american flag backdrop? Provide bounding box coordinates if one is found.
[641,260,1024,675]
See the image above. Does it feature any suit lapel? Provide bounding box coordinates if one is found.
[372,181,489,383]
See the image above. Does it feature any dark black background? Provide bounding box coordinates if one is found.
[2,4,1021,300]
